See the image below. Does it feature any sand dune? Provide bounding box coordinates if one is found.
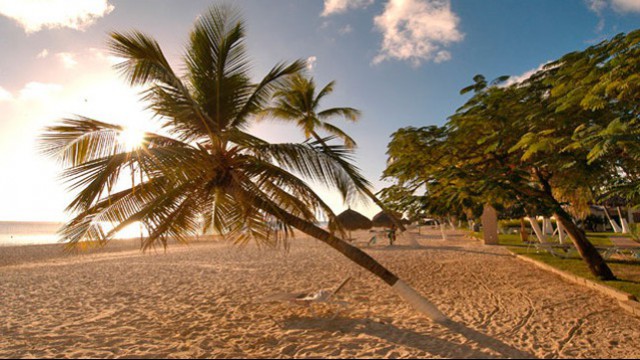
[1,229,639,358]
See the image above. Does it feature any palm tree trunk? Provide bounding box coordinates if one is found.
[311,131,406,232]
[255,198,447,322]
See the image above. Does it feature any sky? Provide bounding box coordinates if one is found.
[0,0,639,222]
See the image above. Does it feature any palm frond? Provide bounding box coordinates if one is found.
[313,80,335,109]
[109,31,213,142]
[319,122,358,148]
[317,107,361,122]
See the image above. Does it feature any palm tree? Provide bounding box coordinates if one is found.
[39,5,445,322]
[260,74,360,148]
[260,74,407,231]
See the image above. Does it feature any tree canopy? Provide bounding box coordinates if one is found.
[382,29,640,279]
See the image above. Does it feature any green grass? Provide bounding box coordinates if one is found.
[472,231,640,300]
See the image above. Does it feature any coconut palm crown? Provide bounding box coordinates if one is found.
[259,74,361,148]
[39,5,373,249]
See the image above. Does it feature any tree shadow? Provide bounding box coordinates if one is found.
[366,244,514,258]
[279,316,535,359]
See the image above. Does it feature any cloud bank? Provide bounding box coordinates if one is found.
[0,0,114,33]
[586,0,640,15]
[611,0,640,12]
[322,0,374,16]
[372,0,464,66]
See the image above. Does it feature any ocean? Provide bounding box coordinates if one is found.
[0,221,64,246]
[0,220,332,246]
[0,221,148,246]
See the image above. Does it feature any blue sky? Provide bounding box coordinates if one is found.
[0,0,639,221]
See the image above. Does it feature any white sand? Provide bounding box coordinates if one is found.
[1,228,639,358]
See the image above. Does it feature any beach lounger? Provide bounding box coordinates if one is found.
[530,242,576,259]
[530,241,622,260]
[262,277,351,318]
[608,237,640,260]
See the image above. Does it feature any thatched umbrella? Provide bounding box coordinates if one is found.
[336,208,372,240]
[372,211,403,245]
[372,211,402,228]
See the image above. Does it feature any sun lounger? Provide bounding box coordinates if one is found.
[530,240,630,260]
[530,242,576,259]
[608,237,640,260]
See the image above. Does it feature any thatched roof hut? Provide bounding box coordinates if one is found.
[372,211,403,228]
[336,209,372,231]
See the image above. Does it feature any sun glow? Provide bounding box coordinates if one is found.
[118,127,145,151]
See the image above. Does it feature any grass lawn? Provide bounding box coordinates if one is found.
[473,232,640,300]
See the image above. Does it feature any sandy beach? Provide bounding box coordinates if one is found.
[1,228,639,358]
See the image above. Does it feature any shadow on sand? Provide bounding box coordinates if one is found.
[280,316,535,359]
[365,244,515,258]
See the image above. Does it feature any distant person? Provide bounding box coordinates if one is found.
[388,225,397,245]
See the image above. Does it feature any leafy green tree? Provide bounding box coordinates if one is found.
[383,71,617,279]
[40,5,445,321]
[451,73,616,279]
[380,125,482,224]
[543,30,640,204]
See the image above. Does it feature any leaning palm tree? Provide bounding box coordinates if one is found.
[39,5,444,322]
[260,74,406,231]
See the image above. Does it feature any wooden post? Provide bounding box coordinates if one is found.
[481,205,499,245]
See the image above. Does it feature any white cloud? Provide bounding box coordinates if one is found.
[0,86,12,101]
[372,0,464,66]
[36,49,49,59]
[586,0,640,14]
[322,0,374,16]
[339,24,353,35]
[307,56,317,71]
[56,52,78,69]
[612,0,640,12]
[19,82,63,101]
[502,61,560,87]
[587,0,607,13]
[0,0,114,33]
[89,47,124,65]
[434,50,451,63]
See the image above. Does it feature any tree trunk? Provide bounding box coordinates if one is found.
[526,216,546,243]
[519,217,529,243]
[618,207,630,234]
[255,197,447,322]
[311,131,406,232]
[553,207,616,280]
[533,171,616,280]
[554,216,567,244]
[440,222,448,240]
[603,206,622,233]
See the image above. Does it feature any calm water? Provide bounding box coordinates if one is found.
[0,221,64,246]
[0,221,332,246]
[0,221,148,246]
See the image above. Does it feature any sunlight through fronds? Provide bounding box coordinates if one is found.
[40,4,373,250]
